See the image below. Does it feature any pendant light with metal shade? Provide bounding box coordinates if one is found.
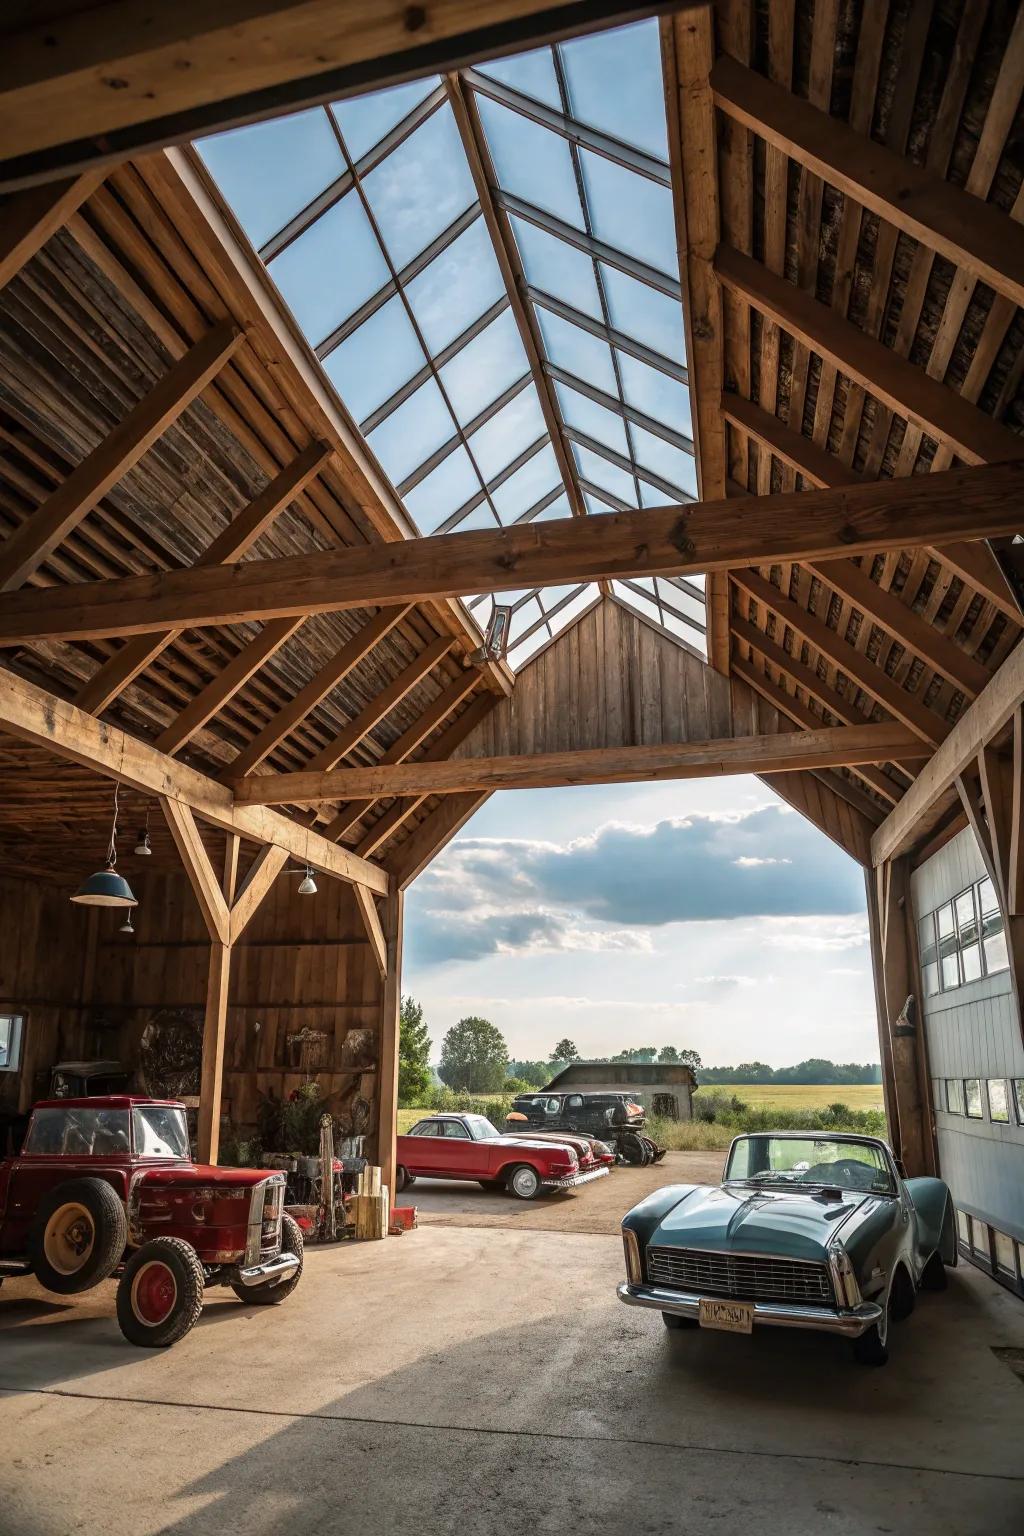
[71,782,138,909]
[297,866,318,896]
[134,806,152,857]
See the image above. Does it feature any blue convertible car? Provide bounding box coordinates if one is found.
[618,1131,956,1366]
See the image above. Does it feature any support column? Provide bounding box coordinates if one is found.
[869,859,935,1176]
[377,890,404,1202]
[198,941,231,1165]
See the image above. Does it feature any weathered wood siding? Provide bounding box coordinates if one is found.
[0,874,88,1112]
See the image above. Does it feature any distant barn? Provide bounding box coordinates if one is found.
[544,1061,697,1121]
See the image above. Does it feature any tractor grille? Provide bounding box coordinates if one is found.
[647,1246,834,1305]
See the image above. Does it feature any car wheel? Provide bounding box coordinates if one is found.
[889,1266,915,1322]
[853,1289,890,1367]
[395,1166,414,1193]
[507,1165,541,1200]
[662,1312,699,1330]
[231,1214,304,1306]
[28,1177,128,1295]
[116,1238,204,1348]
[920,1251,948,1291]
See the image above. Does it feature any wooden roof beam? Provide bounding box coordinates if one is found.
[230,724,930,803]
[715,245,1021,466]
[0,664,389,895]
[2,463,1022,642]
[76,441,330,715]
[0,168,105,286]
[154,616,306,756]
[712,56,1024,312]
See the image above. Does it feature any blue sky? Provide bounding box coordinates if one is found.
[402,775,877,1069]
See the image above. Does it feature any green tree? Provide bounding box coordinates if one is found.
[439,1016,509,1093]
[678,1048,702,1073]
[397,995,432,1107]
[612,1046,658,1064]
[658,1045,680,1062]
[508,1059,550,1087]
[551,1038,580,1063]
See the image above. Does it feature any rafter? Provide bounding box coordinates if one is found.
[75,442,329,715]
[0,169,105,288]
[711,55,1024,311]
[2,464,1022,642]
[0,322,243,591]
[154,616,306,756]
[715,245,1021,465]
[230,724,929,804]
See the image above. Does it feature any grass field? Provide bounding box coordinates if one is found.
[698,1083,885,1112]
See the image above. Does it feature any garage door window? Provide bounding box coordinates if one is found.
[945,1079,964,1115]
[987,1080,1009,1123]
[1013,1079,1024,1126]
[0,1014,24,1072]
[993,1230,1016,1278]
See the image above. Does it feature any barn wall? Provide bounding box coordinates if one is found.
[84,868,385,1157]
[0,873,91,1115]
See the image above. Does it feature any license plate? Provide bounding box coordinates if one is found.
[698,1298,753,1333]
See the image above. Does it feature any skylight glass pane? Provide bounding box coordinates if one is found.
[559,21,668,159]
[510,216,602,317]
[331,77,440,160]
[405,217,504,352]
[468,386,547,482]
[439,308,529,424]
[402,444,481,534]
[321,295,425,422]
[449,502,500,534]
[572,443,638,504]
[525,491,573,524]
[361,104,477,270]
[536,310,616,394]
[267,194,389,346]
[198,111,345,249]
[616,352,693,438]
[633,427,698,497]
[477,97,585,229]
[600,265,685,361]
[366,376,453,485]
[477,48,562,108]
[555,382,629,456]
[547,583,599,634]
[579,149,677,275]
[488,442,560,521]
[509,596,545,643]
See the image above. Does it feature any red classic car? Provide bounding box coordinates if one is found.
[0,1095,302,1347]
[395,1112,610,1199]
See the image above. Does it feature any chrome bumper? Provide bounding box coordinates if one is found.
[234,1251,300,1288]
[543,1166,610,1189]
[617,1280,882,1338]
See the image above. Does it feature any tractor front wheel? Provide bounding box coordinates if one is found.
[116,1238,205,1348]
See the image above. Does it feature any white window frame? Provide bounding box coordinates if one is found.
[0,1013,25,1073]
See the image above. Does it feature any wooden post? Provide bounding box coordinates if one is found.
[377,890,404,1203]
[871,859,934,1176]
[198,941,231,1165]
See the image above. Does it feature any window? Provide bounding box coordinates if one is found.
[956,1209,970,1244]
[566,1095,584,1110]
[0,1014,24,1072]
[978,877,1009,974]
[954,888,982,982]
[918,878,1011,994]
[409,1120,440,1137]
[936,902,960,989]
[945,1079,965,1115]
[132,1106,190,1159]
[964,1079,984,1118]
[993,1230,1016,1277]
[969,1216,990,1258]
[1013,1079,1024,1125]
[442,1120,470,1139]
[987,1079,1010,1124]
[918,914,939,996]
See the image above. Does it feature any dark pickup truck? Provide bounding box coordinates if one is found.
[506,1093,664,1164]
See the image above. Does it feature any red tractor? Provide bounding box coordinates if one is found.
[0,1095,302,1347]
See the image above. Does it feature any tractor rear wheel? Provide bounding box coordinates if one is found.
[28,1178,127,1295]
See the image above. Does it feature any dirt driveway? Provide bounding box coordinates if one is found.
[402,1148,727,1233]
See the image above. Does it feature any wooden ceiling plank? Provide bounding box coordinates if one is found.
[730,567,948,748]
[3,463,1023,642]
[75,441,330,714]
[0,168,105,287]
[225,605,413,779]
[0,662,389,894]
[712,55,1024,312]
[0,320,243,591]
[715,244,1021,466]
[230,723,930,804]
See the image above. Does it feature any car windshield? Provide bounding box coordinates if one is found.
[725,1136,895,1195]
[24,1107,131,1155]
[133,1106,190,1159]
[466,1115,500,1140]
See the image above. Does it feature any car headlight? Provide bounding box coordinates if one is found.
[827,1242,862,1308]
[622,1227,642,1284]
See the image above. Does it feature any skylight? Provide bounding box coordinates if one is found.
[197,19,704,666]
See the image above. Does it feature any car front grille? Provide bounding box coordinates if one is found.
[647,1246,834,1305]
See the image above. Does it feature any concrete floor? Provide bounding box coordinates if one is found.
[2,1155,1023,1535]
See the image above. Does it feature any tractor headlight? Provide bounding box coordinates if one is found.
[622,1226,642,1285]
